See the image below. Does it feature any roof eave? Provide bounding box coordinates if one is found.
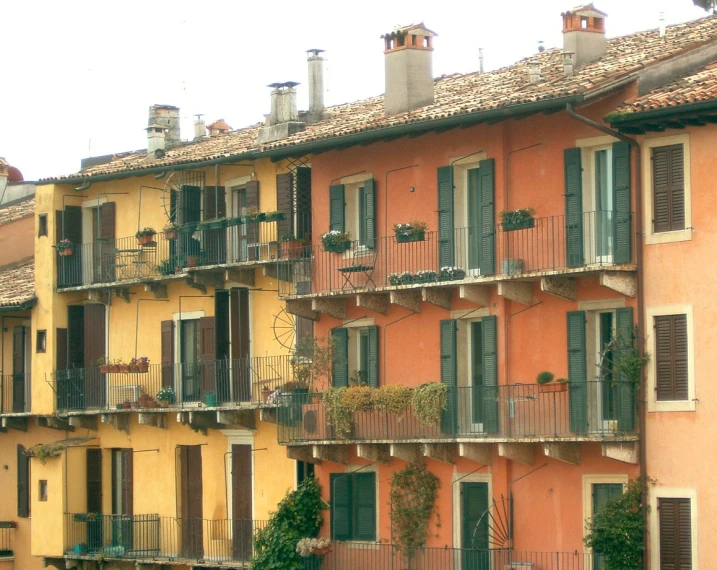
[0,298,37,313]
[607,98,717,126]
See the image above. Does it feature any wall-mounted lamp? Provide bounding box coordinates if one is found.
[409,186,415,193]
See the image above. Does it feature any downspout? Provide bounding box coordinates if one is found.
[565,103,647,569]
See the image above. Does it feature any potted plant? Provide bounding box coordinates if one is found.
[97,356,110,374]
[136,227,157,245]
[261,387,273,403]
[163,222,180,240]
[394,220,428,243]
[537,371,568,393]
[156,259,175,276]
[118,359,131,373]
[280,234,308,259]
[500,208,536,231]
[321,230,351,253]
[57,239,74,256]
[156,386,175,407]
[438,266,467,281]
[296,537,331,557]
[415,269,438,283]
[109,359,121,374]
[264,210,285,222]
[130,356,150,373]
[242,207,264,223]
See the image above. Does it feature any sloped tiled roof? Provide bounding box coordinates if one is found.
[0,197,34,227]
[0,258,35,309]
[43,14,717,182]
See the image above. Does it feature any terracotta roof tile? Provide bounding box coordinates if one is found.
[0,197,34,227]
[43,14,717,181]
[0,258,35,309]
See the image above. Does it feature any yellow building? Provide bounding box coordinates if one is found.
[25,105,315,568]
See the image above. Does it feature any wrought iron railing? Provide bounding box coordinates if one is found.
[278,211,635,297]
[0,374,30,414]
[277,381,637,444]
[64,513,267,563]
[55,355,300,413]
[0,522,15,557]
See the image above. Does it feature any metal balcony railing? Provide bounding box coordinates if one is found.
[0,522,15,557]
[64,513,267,563]
[55,355,300,413]
[277,381,637,444]
[278,211,635,297]
[0,374,30,413]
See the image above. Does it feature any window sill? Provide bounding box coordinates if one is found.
[648,400,696,413]
[645,229,692,245]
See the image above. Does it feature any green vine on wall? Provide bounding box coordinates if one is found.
[390,463,441,558]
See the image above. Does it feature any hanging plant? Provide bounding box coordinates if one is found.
[324,387,353,438]
[371,385,414,416]
[27,442,65,464]
[390,463,441,558]
[412,383,447,426]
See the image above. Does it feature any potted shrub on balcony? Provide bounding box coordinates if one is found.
[321,230,351,253]
[97,356,110,374]
[500,208,536,231]
[136,227,157,245]
[296,537,331,564]
[130,356,150,373]
[57,239,74,256]
[163,222,180,240]
[280,234,309,259]
[156,259,175,276]
[264,210,285,222]
[415,269,438,284]
[394,220,428,243]
[156,386,175,407]
[537,371,568,393]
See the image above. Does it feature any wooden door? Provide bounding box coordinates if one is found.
[231,289,251,402]
[12,326,25,412]
[66,306,85,409]
[86,449,103,551]
[180,445,203,559]
[461,482,490,570]
[199,317,216,403]
[231,445,253,561]
[112,449,134,551]
[215,291,231,402]
[84,304,106,408]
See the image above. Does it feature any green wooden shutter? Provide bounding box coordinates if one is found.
[329,184,345,233]
[332,328,349,388]
[481,315,499,434]
[615,307,635,431]
[363,179,376,249]
[593,483,624,570]
[440,319,457,434]
[478,158,496,276]
[461,482,489,550]
[564,148,584,268]
[567,310,587,433]
[367,326,379,388]
[437,166,455,268]
[330,473,352,541]
[354,473,376,541]
[612,142,632,264]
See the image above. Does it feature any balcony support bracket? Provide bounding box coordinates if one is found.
[498,442,535,465]
[144,283,168,300]
[68,415,98,430]
[101,413,130,435]
[177,411,224,435]
[88,290,111,305]
[422,287,452,310]
[43,557,68,570]
[1,416,28,431]
[286,299,319,321]
[260,408,278,424]
[217,410,256,430]
[313,444,349,464]
[497,282,533,306]
[356,294,389,315]
[184,276,207,295]
[226,268,256,287]
[543,442,581,465]
[138,412,167,429]
[36,416,74,432]
[459,285,490,307]
[602,441,639,464]
[357,443,391,464]
[287,445,322,464]
[390,443,423,463]
[389,290,422,313]
[540,277,576,301]
[423,443,457,464]
[312,298,347,320]
[599,272,637,297]
[459,443,492,465]
[192,269,225,288]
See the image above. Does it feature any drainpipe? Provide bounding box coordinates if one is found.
[565,103,647,569]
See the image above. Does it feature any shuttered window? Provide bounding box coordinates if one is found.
[332,328,349,387]
[564,148,584,267]
[330,472,376,541]
[332,327,378,387]
[655,314,688,401]
[276,173,294,239]
[439,319,457,434]
[329,185,345,233]
[567,310,588,433]
[659,498,692,570]
[437,166,455,268]
[652,144,685,233]
[17,444,29,518]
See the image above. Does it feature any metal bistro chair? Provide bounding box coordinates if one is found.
[338,247,378,290]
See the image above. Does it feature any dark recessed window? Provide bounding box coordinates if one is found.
[39,480,48,502]
[38,214,48,237]
[36,330,46,353]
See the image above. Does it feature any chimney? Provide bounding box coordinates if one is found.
[207,119,232,137]
[561,4,608,69]
[148,104,181,147]
[529,60,541,84]
[307,49,326,121]
[381,23,437,115]
[146,123,166,154]
[479,48,484,74]
[563,51,574,77]
[194,114,206,140]
[257,82,306,144]
[659,12,666,38]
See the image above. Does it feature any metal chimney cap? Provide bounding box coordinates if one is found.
[267,81,300,89]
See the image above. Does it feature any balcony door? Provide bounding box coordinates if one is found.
[231,445,253,561]
[461,482,490,570]
[86,449,103,552]
[592,148,614,264]
[595,311,619,432]
[230,186,249,262]
[112,449,134,552]
[179,445,203,559]
[12,326,26,413]
[180,319,201,402]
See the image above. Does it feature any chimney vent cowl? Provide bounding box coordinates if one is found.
[307,49,326,122]
[146,123,166,154]
[257,82,306,144]
[561,4,608,69]
[563,51,574,77]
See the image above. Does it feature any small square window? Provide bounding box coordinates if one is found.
[39,480,48,502]
[36,330,47,353]
[38,214,48,237]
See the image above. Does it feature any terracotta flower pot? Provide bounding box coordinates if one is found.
[119,364,131,373]
[99,365,110,374]
[137,362,149,373]
[138,234,155,245]
[539,382,568,393]
[262,389,271,403]
[109,365,120,373]
[59,248,73,257]
[164,229,178,240]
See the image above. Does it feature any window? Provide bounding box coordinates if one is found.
[38,214,48,237]
[659,498,692,569]
[38,480,48,502]
[330,472,376,541]
[332,326,378,388]
[296,461,315,485]
[17,444,29,518]
[329,177,375,249]
[36,330,46,353]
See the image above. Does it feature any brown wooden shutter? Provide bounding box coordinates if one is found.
[84,304,106,408]
[17,444,29,518]
[87,448,103,513]
[652,144,685,233]
[659,497,692,569]
[655,314,688,401]
[161,320,175,388]
[204,186,226,219]
[64,206,83,245]
[121,449,133,516]
[13,326,25,376]
[199,317,216,400]
[56,328,68,371]
[179,445,203,558]
[67,306,84,368]
[276,173,294,239]
[99,202,116,242]
[244,180,259,211]
[231,444,253,560]
[55,210,65,243]
[296,166,312,240]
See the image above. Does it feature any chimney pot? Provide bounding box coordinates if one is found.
[307,49,326,122]
[659,12,666,38]
[561,4,608,69]
[146,123,166,154]
[529,60,541,84]
[194,114,206,140]
[148,104,180,147]
[563,51,574,77]
[257,82,306,144]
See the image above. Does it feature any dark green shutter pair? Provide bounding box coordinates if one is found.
[331,327,378,387]
[568,307,634,433]
[440,316,498,434]
[330,472,376,541]
[564,142,631,267]
[437,159,495,275]
[329,180,375,248]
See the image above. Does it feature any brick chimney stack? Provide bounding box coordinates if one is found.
[562,4,608,69]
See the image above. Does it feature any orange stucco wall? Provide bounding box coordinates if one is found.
[0,216,34,267]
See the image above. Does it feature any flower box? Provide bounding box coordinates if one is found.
[323,241,351,253]
[264,212,285,222]
[99,365,110,374]
[137,234,156,245]
[118,364,131,373]
[396,231,425,243]
[281,240,306,259]
[59,248,74,257]
[502,218,535,231]
[539,382,568,394]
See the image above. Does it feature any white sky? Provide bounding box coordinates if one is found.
[0,0,709,181]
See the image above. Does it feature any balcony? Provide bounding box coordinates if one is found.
[64,513,266,564]
[277,382,637,445]
[56,219,283,290]
[278,211,636,298]
[0,374,30,414]
[55,356,297,414]
[0,522,15,558]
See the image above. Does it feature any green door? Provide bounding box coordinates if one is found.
[599,312,618,423]
[592,483,623,570]
[470,322,484,425]
[462,482,490,570]
[468,168,481,271]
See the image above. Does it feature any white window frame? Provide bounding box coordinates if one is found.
[221,430,256,522]
[650,487,698,570]
[338,463,380,545]
[642,134,692,245]
[645,304,695,412]
[451,153,487,277]
[340,172,373,258]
